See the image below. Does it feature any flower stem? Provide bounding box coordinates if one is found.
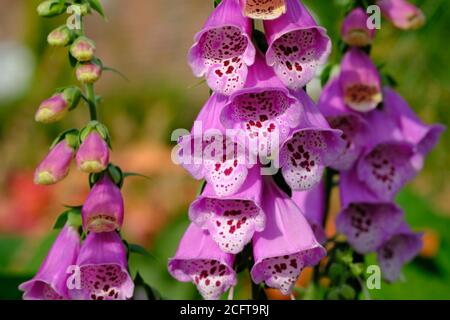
[85,83,97,121]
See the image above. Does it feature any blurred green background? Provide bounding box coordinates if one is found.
[0,0,448,299]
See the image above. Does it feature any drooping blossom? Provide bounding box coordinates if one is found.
[47,25,74,47]
[35,94,69,124]
[189,167,264,254]
[240,0,286,20]
[188,0,256,95]
[264,0,331,89]
[69,231,134,300]
[19,224,80,300]
[75,62,102,84]
[70,36,96,62]
[341,7,376,47]
[377,0,426,30]
[82,174,124,233]
[76,130,109,173]
[168,223,237,300]
[251,177,325,295]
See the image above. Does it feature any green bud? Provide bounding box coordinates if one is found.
[340,284,356,300]
[62,86,82,110]
[37,0,67,17]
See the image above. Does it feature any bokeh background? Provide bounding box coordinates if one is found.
[0,0,448,299]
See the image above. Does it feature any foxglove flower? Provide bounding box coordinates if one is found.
[47,25,74,47]
[189,167,264,254]
[341,7,376,47]
[76,62,102,84]
[317,78,369,171]
[263,0,331,89]
[292,180,326,244]
[70,36,96,62]
[221,53,301,159]
[177,93,251,197]
[377,0,425,30]
[69,231,134,300]
[336,169,404,254]
[82,174,124,233]
[240,0,286,20]
[34,140,75,185]
[251,178,325,295]
[340,48,382,112]
[35,94,68,124]
[279,89,345,190]
[377,223,422,282]
[168,223,237,300]
[188,0,255,95]
[19,224,80,299]
[76,131,109,173]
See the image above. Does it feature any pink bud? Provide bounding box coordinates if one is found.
[34,140,75,185]
[70,36,96,62]
[377,0,425,30]
[76,131,109,173]
[341,8,376,47]
[35,94,69,124]
[75,62,102,84]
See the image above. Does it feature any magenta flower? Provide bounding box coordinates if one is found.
[82,174,124,233]
[188,0,255,95]
[279,89,345,190]
[19,225,80,300]
[292,180,326,244]
[177,93,251,197]
[340,48,382,112]
[168,223,237,300]
[377,223,422,282]
[76,131,109,173]
[35,93,68,124]
[317,78,369,171]
[377,0,425,30]
[189,167,264,254]
[336,169,404,254]
[264,0,331,89]
[34,140,75,185]
[69,231,134,300]
[251,178,325,295]
[240,0,286,20]
[341,7,376,47]
[220,53,300,159]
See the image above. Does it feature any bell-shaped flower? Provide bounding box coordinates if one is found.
[377,0,425,30]
[279,89,345,191]
[76,130,109,173]
[263,0,331,89]
[240,0,286,20]
[336,168,404,254]
[341,7,376,47]
[189,167,264,254]
[76,62,102,84]
[69,231,134,300]
[168,223,237,300]
[35,94,69,124]
[19,224,80,299]
[340,48,382,112]
[82,174,124,233]
[188,0,256,95]
[251,177,325,295]
[34,140,75,185]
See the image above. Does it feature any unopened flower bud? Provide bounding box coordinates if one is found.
[34,140,75,185]
[70,36,96,62]
[341,8,376,47]
[76,62,102,84]
[35,94,68,124]
[47,25,74,47]
[62,86,82,110]
[76,130,109,173]
[37,0,67,17]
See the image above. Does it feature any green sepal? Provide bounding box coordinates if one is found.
[50,128,80,150]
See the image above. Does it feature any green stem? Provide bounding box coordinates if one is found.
[85,83,97,121]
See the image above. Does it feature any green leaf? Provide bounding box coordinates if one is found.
[87,0,105,17]
[128,244,154,259]
[102,66,129,81]
[340,284,356,300]
[53,211,69,229]
[320,63,333,87]
[133,273,163,300]
[123,172,152,181]
[214,0,222,8]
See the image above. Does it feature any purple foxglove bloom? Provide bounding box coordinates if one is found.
[168,223,237,300]
[341,7,376,47]
[377,0,425,30]
[35,93,68,124]
[82,174,124,233]
[221,53,301,159]
[240,0,286,20]
[279,89,345,190]
[177,93,251,197]
[189,167,264,254]
[340,48,382,112]
[251,178,325,295]
[34,140,75,185]
[69,231,134,300]
[377,223,422,282]
[336,168,404,254]
[292,180,326,244]
[76,131,109,173]
[76,62,102,84]
[263,0,331,90]
[19,225,80,300]
[188,0,255,96]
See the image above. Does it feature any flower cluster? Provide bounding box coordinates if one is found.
[169,0,346,299]
[19,0,135,300]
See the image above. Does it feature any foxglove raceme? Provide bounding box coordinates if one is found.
[70,36,96,62]
[189,167,264,254]
[19,224,80,299]
[264,0,331,89]
[340,48,382,112]
[76,131,109,173]
[76,62,102,84]
[188,0,255,95]
[240,0,286,20]
[69,231,134,300]
[377,0,425,30]
[82,174,124,233]
[251,178,325,295]
[168,223,237,300]
[341,7,376,47]
[34,140,75,185]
